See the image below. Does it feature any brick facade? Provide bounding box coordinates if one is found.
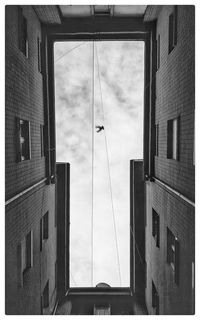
[5,6,57,314]
[145,5,195,315]
[154,5,195,202]
[5,5,45,200]
[5,4,195,315]
[145,182,194,315]
[5,184,57,314]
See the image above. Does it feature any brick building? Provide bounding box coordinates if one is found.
[5,5,195,315]
[5,5,58,314]
[143,5,195,315]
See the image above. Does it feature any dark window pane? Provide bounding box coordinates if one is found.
[25,230,32,269]
[169,13,174,53]
[152,209,160,248]
[43,212,49,240]
[42,281,49,308]
[18,8,28,57]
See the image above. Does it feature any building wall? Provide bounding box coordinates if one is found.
[57,292,134,315]
[5,5,57,315]
[145,182,194,315]
[5,5,45,200]
[145,5,195,315]
[155,5,195,202]
[5,184,57,314]
[130,160,145,299]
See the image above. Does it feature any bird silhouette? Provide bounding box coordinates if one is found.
[95,125,104,133]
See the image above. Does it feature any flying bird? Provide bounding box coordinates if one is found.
[95,125,104,133]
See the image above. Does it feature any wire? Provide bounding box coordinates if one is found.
[95,42,122,287]
[70,271,78,287]
[130,225,146,269]
[55,42,87,63]
[91,41,95,287]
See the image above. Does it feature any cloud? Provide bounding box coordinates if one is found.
[54,41,144,287]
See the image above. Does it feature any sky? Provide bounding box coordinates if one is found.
[54,40,144,287]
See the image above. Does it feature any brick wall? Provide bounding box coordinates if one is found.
[155,5,195,202]
[5,6,57,315]
[145,6,195,315]
[5,5,46,200]
[145,181,194,315]
[130,160,145,299]
[5,184,57,314]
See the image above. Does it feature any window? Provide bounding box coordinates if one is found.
[193,116,195,165]
[40,219,43,251]
[94,305,111,315]
[94,5,111,15]
[152,281,159,315]
[42,280,49,309]
[145,261,147,288]
[40,125,45,157]
[18,7,28,57]
[43,212,49,239]
[155,124,159,156]
[168,6,177,54]
[192,262,195,314]
[16,118,31,162]
[156,35,160,70]
[38,37,42,73]
[55,261,57,289]
[21,230,33,274]
[152,209,160,248]
[167,228,179,285]
[167,117,180,160]
[40,212,49,249]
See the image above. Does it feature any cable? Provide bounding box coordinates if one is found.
[130,225,146,269]
[91,41,95,287]
[55,42,87,63]
[70,271,78,287]
[95,42,122,287]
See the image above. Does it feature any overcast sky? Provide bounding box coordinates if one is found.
[54,41,144,287]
